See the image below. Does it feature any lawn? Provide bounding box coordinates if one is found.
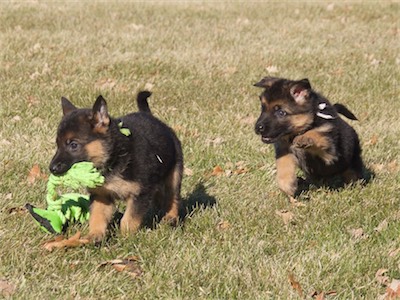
[0,1,399,299]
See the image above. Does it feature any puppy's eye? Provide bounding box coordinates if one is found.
[274,106,287,117]
[66,140,80,151]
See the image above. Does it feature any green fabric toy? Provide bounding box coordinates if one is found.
[26,162,104,234]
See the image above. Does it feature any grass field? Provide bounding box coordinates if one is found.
[0,1,399,299]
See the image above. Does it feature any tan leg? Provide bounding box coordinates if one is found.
[88,198,115,242]
[276,153,298,197]
[162,165,182,226]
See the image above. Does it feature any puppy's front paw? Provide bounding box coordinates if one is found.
[293,135,315,149]
[85,231,106,244]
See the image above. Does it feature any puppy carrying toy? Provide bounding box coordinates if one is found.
[26,162,104,234]
[49,91,183,242]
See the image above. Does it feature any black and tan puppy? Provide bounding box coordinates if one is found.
[254,76,363,199]
[49,91,183,242]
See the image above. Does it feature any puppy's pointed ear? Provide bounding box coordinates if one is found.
[91,95,110,132]
[61,97,77,115]
[289,78,311,105]
[253,77,281,88]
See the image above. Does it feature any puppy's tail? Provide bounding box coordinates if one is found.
[333,103,358,120]
[137,91,152,113]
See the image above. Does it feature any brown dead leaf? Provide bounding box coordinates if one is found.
[387,160,399,174]
[211,165,224,176]
[385,279,400,298]
[376,268,390,286]
[239,115,256,125]
[205,137,224,147]
[99,256,142,279]
[95,78,117,90]
[0,279,16,297]
[233,167,249,175]
[289,196,306,207]
[276,210,294,225]
[311,290,337,298]
[7,206,26,215]
[27,95,40,107]
[372,163,385,173]
[217,220,231,231]
[184,167,194,176]
[288,273,303,298]
[348,228,368,240]
[27,164,47,185]
[266,65,279,74]
[375,220,389,233]
[43,232,89,251]
[315,292,325,300]
[389,248,400,257]
[364,135,378,146]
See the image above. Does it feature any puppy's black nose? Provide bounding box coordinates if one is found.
[255,123,265,134]
[49,162,63,175]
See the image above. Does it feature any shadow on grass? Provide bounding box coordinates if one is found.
[110,182,217,232]
[295,166,375,198]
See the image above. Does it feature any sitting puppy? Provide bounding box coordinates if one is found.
[49,91,183,242]
[254,76,364,198]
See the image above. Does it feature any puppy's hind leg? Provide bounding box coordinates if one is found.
[162,161,183,227]
[120,194,151,235]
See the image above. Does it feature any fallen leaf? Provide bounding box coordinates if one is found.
[289,196,306,207]
[239,115,256,125]
[311,290,337,298]
[27,164,42,185]
[184,167,194,176]
[99,256,142,278]
[205,137,224,147]
[266,65,279,74]
[276,210,294,225]
[389,248,400,257]
[364,135,378,146]
[211,165,224,176]
[375,220,389,233]
[387,160,399,174]
[386,279,400,298]
[371,163,385,173]
[95,78,117,90]
[233,167,249,175]
[348,228,368,240]
[375,268,390,286]
[316,292,325,300]
[326,3,335,11]
[7,206,26,215]
[217,220,230,230]
[0,279,16,297]
[27,95,40,107]
[11,115,21,122]
[43,232,89,251]
[288,273,303,298]
[144,82,154,90]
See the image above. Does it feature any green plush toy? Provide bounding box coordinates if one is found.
[26,162,104,234]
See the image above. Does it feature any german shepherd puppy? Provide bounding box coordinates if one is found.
[49,91,183,242]
[254,76,363,198]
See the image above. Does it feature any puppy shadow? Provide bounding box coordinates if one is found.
[179,182,217,221]
[110,182,217,232]
[295,166,375,197]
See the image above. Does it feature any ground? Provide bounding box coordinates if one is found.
[0,1,399,299]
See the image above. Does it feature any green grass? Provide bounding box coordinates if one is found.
[1,1,399,299]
